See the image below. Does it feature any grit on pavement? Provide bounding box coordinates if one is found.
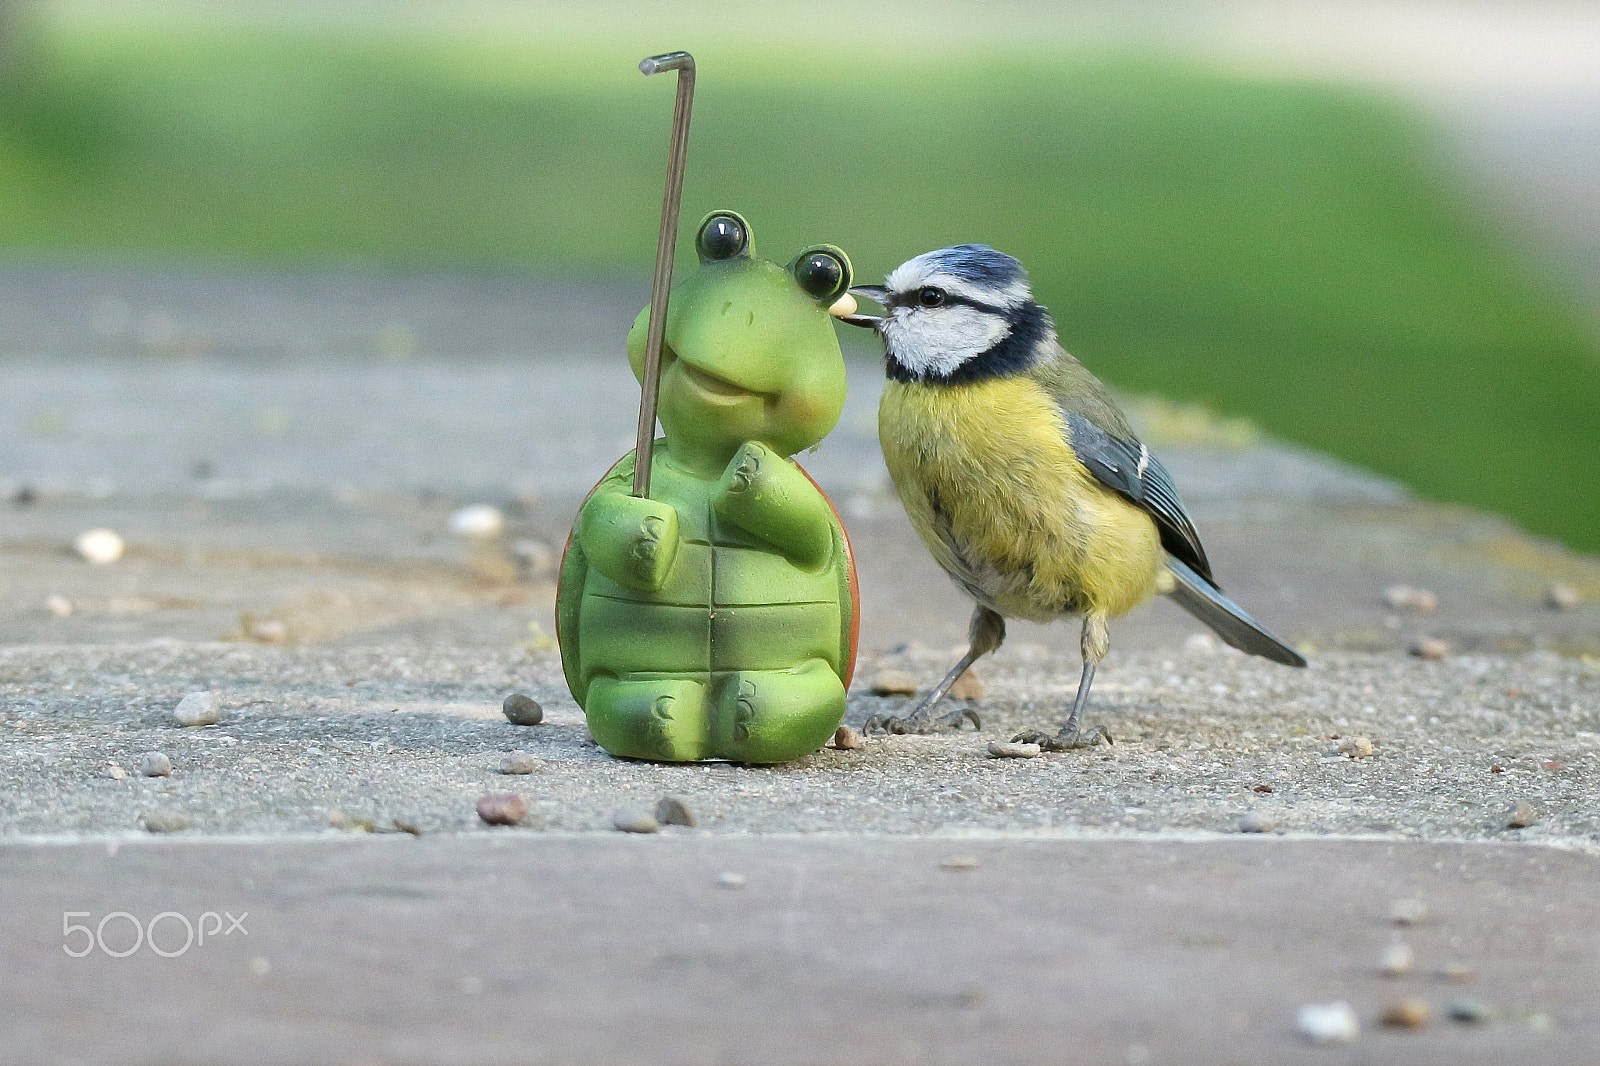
[2,268,1599,1065]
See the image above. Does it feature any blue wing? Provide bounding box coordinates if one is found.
[1062,412,1214,584]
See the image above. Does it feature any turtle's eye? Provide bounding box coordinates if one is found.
[917,286,946,308]
[697,214,747,261]
[794,249,849,303]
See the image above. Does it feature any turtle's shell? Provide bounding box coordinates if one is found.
[555,448,858,710]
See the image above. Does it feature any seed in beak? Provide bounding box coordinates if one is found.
[828,293,858,319]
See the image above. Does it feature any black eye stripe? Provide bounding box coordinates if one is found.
[890,291,1009,316]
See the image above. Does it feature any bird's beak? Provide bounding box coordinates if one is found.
[837,285,888,329]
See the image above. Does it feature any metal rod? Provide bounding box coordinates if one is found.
[632,51,696,498]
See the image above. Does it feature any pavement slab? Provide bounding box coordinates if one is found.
[4,835,1595,1066]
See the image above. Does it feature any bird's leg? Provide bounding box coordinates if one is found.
[1014,613,1114,750]
[865,606,1002,734]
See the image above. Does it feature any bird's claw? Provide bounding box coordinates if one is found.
[1011,726,1114,751]
[864,706,981,735]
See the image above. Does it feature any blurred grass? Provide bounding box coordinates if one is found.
[1,18,1599,552]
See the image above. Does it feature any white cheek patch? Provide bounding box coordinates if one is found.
[883,305,1010,378]
[885,258,1031,310]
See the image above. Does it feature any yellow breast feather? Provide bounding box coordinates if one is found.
[879,375,1167,621]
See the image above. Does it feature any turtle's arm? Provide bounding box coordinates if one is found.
[578,484,681,592]
[714,441,833,571]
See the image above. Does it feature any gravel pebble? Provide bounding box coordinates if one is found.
[939,855,980,870]
[1437,961,1475,982]
[831,725,864,750]
[870,670,918,697]
[1390,898,1429,926]
[475,793,529,826]
[1337,735,1375,759]
[501,692,544,726]
[1383,585,1438,613]
[987,741,1041,759]
[137,752,172,777]
[1506,799,1538,828]
[1297,1001,1359,1044]
[949,669,984,701]
[391,817,423,836]
[449,504,505,539]
[242,616,288,644]
[1380,942,1415,976]
[1409,638,1449,661]
[101,764,127,780]
[172,691,220,727]
[498,753,540,775]
[612,808,660,834]
[715,872,747,889]
[1380,999,1431,1029]
[1445,997,1492,1024]
[1238,811,1277,833]
[328,809,375,832]
[74,528,125,565]
[655,796,696,828]
[141,809,193,833]
[45,594,73,618]
[1543,584,1580,610]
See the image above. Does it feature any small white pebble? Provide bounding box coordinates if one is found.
[137,752,172,777]
[1390,898,1428,926]
[243,616,288,643]
[1383,585,1438,613]
[1507,799,1538,828]
[1338,736,1375,759]
[1238,812,1277,833]
[1183,633,1219,655]
[498,753,540,775]
[1380,942,1415,976]
[1297,1001,1359,1044]
[74,528,125,565]
[249,956,272,976]
[716,871,747,889]
[1409,638,1449,661]
[1543,584,1580,610]
[45,594,73,618]
[939,855,980,870]
[173,691,219,726]
[102,764,127,780]
[449,504,505,539]
[987,741,1041,759]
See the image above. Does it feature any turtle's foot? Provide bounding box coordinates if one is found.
[1012,726,1114,751]
[865,705,981,735]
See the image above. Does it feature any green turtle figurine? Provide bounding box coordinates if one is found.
[556,208,860,762]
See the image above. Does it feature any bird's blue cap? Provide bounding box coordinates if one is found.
[917,244,1028,289]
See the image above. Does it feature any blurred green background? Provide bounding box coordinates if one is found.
[4,2,1599,552]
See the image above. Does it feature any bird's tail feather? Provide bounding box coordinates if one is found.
[1165,558,1306,667]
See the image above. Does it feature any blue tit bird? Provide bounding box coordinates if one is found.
[840,245,1305,749]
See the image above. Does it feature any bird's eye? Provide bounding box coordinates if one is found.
[793,249,850,303]
[697,213,748,261]
[918,287,947,308]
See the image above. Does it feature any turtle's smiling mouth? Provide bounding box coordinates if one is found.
[668,346,768,403]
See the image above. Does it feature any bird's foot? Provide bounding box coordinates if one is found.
[865,706,981,735]
[1012,726,1114,751]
